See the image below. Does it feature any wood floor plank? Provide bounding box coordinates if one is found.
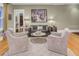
[0,37,9,56]
[0,33,79,56]
[68,33,79,56]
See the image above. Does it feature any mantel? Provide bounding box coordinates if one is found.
[31,23,47,26]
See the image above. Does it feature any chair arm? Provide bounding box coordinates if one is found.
[47,35,62,40]
[5,31,28,39]
[8,33,28,39]
[51,32,62,37]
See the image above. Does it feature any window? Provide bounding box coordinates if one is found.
[0,6,3,34]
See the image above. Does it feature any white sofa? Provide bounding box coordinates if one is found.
[47,28,70,55]
[5,30,29,55]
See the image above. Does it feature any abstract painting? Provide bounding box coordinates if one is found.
[31,9,47,22]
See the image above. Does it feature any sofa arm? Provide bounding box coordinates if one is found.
[47,35,62,41]
[51,32,62,37]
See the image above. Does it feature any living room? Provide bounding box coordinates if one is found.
[0,3,79,56]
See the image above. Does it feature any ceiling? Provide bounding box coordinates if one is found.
[11,3,68,5]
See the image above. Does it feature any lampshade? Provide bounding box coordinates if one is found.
[47,20,56,26]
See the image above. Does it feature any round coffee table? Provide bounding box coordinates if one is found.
[31,31,46,37]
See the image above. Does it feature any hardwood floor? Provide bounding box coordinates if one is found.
[68,33,79,56]
[0,36,9,56]
[0,33,79,56]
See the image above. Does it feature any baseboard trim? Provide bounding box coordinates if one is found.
[58,29,79,32]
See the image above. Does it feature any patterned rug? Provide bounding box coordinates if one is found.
[30,37,47,44]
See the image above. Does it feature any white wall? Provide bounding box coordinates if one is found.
[11,4,79,30]
[8,4,14,30]
[0,3,3,7]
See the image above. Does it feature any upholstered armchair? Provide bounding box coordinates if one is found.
[5,30,29,55]
[47,28,70,55]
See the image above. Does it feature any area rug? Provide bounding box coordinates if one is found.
[30,37,47,44]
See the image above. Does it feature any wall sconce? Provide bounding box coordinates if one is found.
[25,16,30,20]
[48,20,56,25]
[24,16,31,27]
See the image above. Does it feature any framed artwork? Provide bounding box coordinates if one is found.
[9,14,12,20]
[31,9,47,22]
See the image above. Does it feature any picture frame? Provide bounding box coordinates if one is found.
[9,14,12,20]
[31,9,47,23]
